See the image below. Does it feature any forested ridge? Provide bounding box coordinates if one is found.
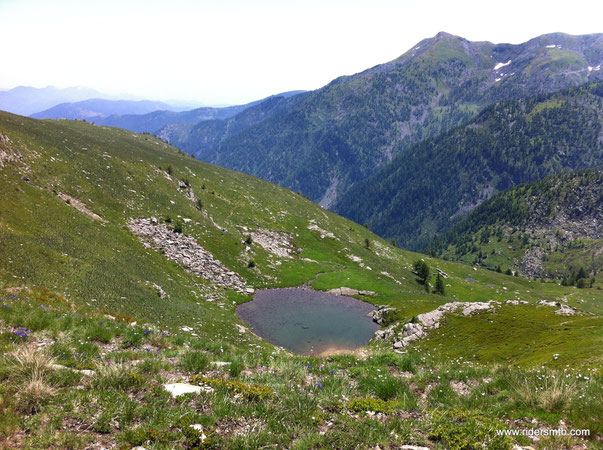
[334,82,603,250]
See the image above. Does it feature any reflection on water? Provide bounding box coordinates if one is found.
[236,288,380,355]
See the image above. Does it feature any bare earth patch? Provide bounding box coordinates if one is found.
[57,193,107,223]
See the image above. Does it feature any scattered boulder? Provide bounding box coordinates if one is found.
[555,305,576,316]
[460,302,494,316]
[370,305,398,325]
[436,268,449,278]
[538,300,561,307]
[307,219,336,239]
[505,299,528,305]
[0,133,23,169]
[147,282,167,299]
[374,327,395,340]
[347,254,363,263]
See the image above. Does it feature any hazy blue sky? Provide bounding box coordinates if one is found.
[1,0,601,105]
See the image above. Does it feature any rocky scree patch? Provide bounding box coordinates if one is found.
[128,217,247,292]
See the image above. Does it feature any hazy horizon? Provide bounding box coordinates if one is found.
[1,0,601,105]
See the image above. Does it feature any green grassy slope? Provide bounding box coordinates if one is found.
[1,288,600,448]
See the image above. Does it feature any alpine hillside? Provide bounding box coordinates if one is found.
[428,169,602,280]
[1,112,602,447]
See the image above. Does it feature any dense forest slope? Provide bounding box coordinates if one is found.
[170,32,603,206]
[334,82,603,250]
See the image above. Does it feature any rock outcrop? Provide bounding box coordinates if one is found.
[328,287,376,297]
[537,300,578,316]
[374,301,499,349]
[0,133,24,169]
[128,218,247,292]
[555,305,577,316]
[369,305,398,325]
[163,383,214,397]
[307,219,336,239]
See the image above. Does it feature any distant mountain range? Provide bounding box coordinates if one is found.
[166,32,603,207]
[0,86,111,116]
[30,98,191,121]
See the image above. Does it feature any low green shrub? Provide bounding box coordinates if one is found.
[179,351,210,373]
[228,358,244,377]
[429,409,513,450]
[190,375,274,401]
[346,397,403,413]
[380,308,406,326]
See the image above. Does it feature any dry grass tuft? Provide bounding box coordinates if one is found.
[513,372,578,412]
[6,345,57,383]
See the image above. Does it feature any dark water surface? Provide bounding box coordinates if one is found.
[236,288,380,355]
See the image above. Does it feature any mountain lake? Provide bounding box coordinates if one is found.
[236,288,380,356]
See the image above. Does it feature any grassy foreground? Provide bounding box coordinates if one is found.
[0,288,600,449]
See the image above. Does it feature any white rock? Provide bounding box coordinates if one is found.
[211,361,231,367]
[189,424,207,442]
[163,383,213,397]
[538,300,560,307]
[555,305,576,316]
